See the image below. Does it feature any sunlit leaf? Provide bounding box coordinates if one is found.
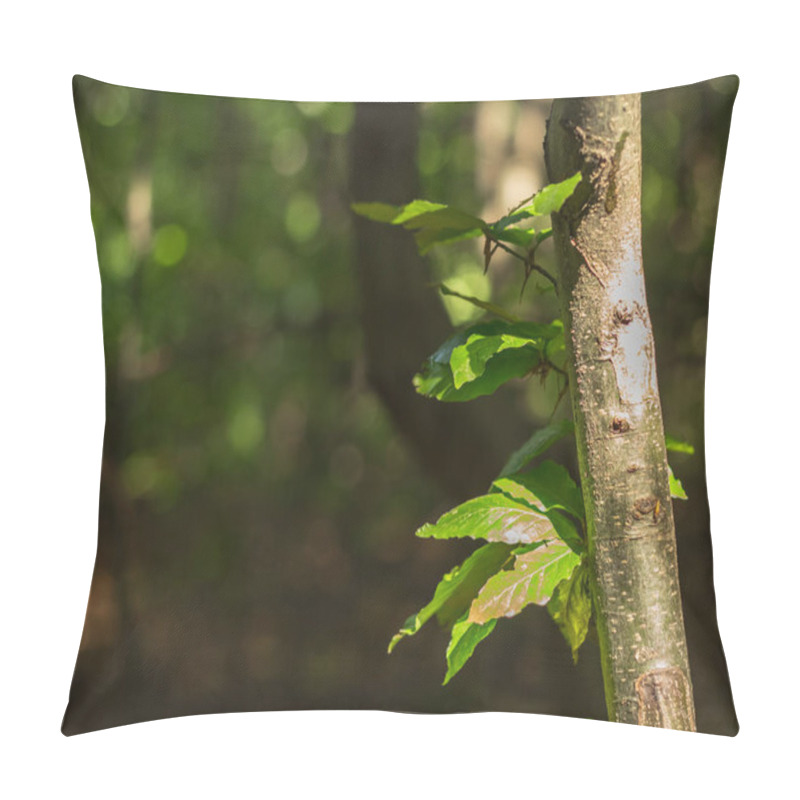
[416,494,557,546]
[493,460,584,523]
[665,434,695,455]
[413,320,560,402]
[387,543,513,653]
[443,614,497,685]
[352,201,487,254]
[351,199,446,224]
[548,560,591,663]
[401,207,485,233]
[450,332,540,390]
[468,537,581,624]
[669,465,688,500]
[518,172,582,216]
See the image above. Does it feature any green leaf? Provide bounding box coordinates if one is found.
[548,560,591,663]
[352,201,486,253]
[669,465,688,500]
[413,320,560,402]
[468,537,581,624]
[351,199,446,224]
[518,172,582,216]
[387,542,513,653]
[443,614,497,685]
[450,331,541,390]
[401,207,485,233]
[499,419,574,477]
[493,460,584,523]
[416,493,558,546]
[665,434,695,455]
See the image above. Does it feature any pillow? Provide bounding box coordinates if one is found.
[64,74,739,735]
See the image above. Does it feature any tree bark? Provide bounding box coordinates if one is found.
[544,94,696,730]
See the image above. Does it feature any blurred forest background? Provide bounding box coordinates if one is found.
[64,75,737,735]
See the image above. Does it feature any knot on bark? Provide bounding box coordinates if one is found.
[632,496,660,521]
[610,416,631,434]
[613,302,634,325]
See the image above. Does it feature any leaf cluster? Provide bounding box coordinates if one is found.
[352,175,694,685]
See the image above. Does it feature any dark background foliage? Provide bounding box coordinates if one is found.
[64,76,737,735]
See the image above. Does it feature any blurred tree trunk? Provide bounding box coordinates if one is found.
[545,94,696,730]
[350,103,527,502]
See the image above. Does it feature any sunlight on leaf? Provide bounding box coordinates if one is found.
[443,614,497,685]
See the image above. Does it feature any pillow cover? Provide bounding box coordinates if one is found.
[64,74,739,735]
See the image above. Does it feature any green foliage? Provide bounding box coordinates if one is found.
[443,615,497,685]
[547,560,592,663]
[413,320,562,402]
[666,434,694,499]
[368,174,596,683]
[388,543,513,653]
[493,460,584,524]
[669,466,688,500]
[416,493,560,546]
[666,434,695,454]
[352,171,580,259]
[468,538,581,624]
[352,200,486,254]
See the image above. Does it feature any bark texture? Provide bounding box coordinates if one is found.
[544,94,696,730]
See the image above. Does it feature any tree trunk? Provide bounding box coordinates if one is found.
[544,94,696,730]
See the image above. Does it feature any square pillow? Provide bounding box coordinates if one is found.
[64,74,738,735]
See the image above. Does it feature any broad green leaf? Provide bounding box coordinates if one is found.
[401,207,486,233]
[518,172,582,216]
[493,460,584,523]
[352,201,486,253]
[665,435,695,455]
[351,199,446,224]
[401,207,487,254]
[669,465,688,500]
[549,511,585,555]
[388,542,512,653]
[443,614,497,685]
[416,494,557,546]
[468,537,581,624]
[414,320,560,402]
[437,284,519,323]
[499,418,574,477]
[548,560,591,663]
[450,332,541,390]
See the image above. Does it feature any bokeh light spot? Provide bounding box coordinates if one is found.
[153,224,188,267]
[92,85,130,127]
[271,127,308,176]
[227,402,265,455]
[285,193,321,243]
